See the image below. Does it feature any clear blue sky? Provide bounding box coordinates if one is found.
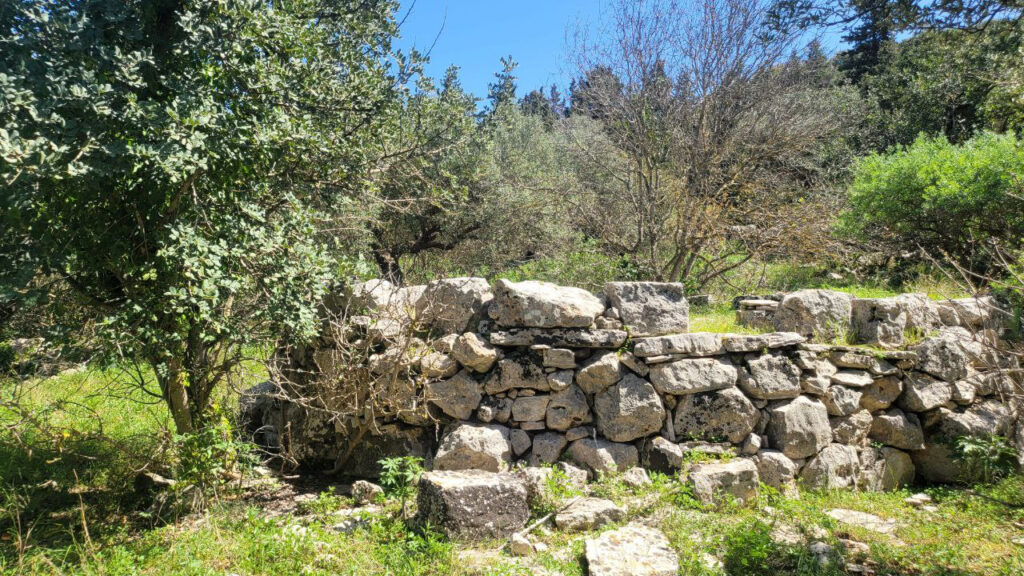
[393,1,845,103]
[394,0,605,102]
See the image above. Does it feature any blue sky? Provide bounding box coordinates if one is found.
[394,0,604,101]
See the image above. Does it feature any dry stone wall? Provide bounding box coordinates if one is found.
[248,278,1022,492]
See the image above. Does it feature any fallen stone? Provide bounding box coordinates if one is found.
[567,438,639,475]
[508,533,534,557]
[351,480,383,505]
[416,470,528,539]
[433,423,511,472]
[689,458,759,506]
[555,497,625,531]
[621,467,651,487]
[825,508,898,535]
[584,524,679,576]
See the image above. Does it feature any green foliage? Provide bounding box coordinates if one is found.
[0,0,404,433]
[298,487,352,517]
[172,411,253,498]
[843,132,1024,274]
[953,434,1020,484]
[378,455,423,516]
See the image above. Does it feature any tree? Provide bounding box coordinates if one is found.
[842,132,1024,276]
[0,0,402,434]
[568,0,862,290]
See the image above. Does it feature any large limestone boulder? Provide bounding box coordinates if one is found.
[774,289,852,340]
[830,409,873,445]
[633,333,722,358]
[851,297,907,348]
[416,470,528,539]
[433,423,512,472]
[546,385,593,431]
[869,409,925,450]
[739,354,802,399]
[823,385,862,416]
[689,458,759,506]
[898,372,952,412]
[649,358,737,395]
[425,370,482,420]
[415,277,493,334]
[555,497,626,532]
[800,443,860,489]
[766,396,832,459]
[604,282,689,336]
[584,524,679,576]
[895,293,942,332]
[451,333,499,373]
[673,387,759,444]
[912,335,970,382]
[594,374,666,442]
[752,450,798,490]
[490,279,605,328]
[567,438,639,475]
[577,351,625,395]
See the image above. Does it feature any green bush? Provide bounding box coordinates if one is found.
[952,434,1020,484]
[843,132,1024,274]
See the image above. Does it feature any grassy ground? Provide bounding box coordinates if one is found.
[3,367,1024,575]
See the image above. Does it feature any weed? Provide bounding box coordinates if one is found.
[953,435,1020,484]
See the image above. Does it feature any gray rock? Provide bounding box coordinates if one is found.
[546,385,592,431]
[509,428,532,457]
[490,279,605,328]
[896,293,943,332]
[543,347,577,369]
[633,333,723,358]
[898,372,952,412]
[489,328,628,349]
[642,436,686,472]
[825,508,898,535]
[434,423,512,472]
[753,450,798,490]
[415,277,493,334]
[584,524,679,576]
[555,497,626,531]
[567,438,639,475]
[649,357,737,396]
[912,336,970,382]
[823,385,862,416]
[721,332,805,353]
[801,444,860,489]
[604,282,689,336]
[689,458,759,506]
[425,370,482,420]
[869,409,925,450]
[420,352,458,379]
[878,447,915,490]
[351,480,383,505]
[739,354,802,399]
[621,467,652,487]
[774,289,853,340]
[766,396,832,459]
[830,351,898,376]
[619,352,650,377]
[577,351,625,395]
[546,369,574,392]
[851,298,907,348]
[830,409,873,445]
[673,387,759,444]
[830,370,874,388]
[416,470,528,539]
[594,374,666,442]
[451,333,499,373]
[859,375,903,411]
[741,433,763,455]
[530,432,568,466]
[512,395,550,422]
[487,358,550,394]
[951,380,976,405]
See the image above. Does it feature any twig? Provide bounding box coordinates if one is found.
[497,496,583,551]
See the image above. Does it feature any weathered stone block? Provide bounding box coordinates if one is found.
[416,470,528,539]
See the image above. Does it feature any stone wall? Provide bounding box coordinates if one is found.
[247,278,1022,491]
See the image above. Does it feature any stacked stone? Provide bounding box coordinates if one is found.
[251,279,1020,496]
[735,298,779,331]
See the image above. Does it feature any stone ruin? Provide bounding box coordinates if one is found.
[243,278,1022,539]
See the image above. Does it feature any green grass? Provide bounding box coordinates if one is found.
[4,355,1024,575]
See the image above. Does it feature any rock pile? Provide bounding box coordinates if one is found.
[246,278,1021,500]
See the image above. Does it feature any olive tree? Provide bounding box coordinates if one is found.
[0,0,402,434]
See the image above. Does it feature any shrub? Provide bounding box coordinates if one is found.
[952,434,1020,484]
[843,132,1024,275]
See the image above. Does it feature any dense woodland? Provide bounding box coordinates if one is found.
[2,1,1024,574]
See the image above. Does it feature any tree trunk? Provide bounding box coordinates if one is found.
[164,360,194,434]
[372,248,404,285]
